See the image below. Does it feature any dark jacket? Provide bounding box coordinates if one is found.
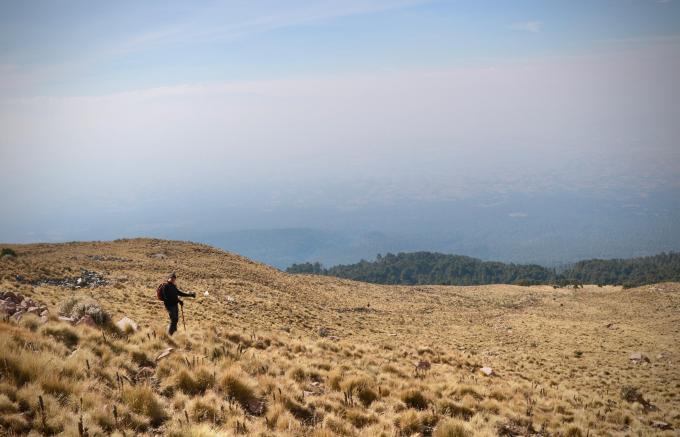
[162,282,193,307]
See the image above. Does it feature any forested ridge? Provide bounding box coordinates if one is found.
[287,251,680,287]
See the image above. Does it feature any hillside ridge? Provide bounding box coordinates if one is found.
[0,239,678,436]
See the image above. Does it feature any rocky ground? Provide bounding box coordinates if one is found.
[0,239,678,436]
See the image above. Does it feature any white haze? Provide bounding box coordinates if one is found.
[1,40,679,243]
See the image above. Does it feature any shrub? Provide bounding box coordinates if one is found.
[121,385,166,427]
[434,418,473,437]
[1,248,17,257]
[61,297,110,326]
[401,388,429,410]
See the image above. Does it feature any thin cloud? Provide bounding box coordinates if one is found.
[509,21,543,33]
[111,0,430,53]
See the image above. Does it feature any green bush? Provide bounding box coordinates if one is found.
[1,248,17,257]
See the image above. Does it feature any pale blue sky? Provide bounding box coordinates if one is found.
[1,0,679,256]
[2,0,679,97]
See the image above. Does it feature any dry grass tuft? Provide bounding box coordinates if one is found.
[401,388,429,410]
[433,418,473,437]
[121,385,167,427]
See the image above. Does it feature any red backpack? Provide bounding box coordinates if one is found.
[156,282,166,301]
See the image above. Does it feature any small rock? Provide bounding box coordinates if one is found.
[203,291,210,296]
[650,420,672,430]
[116,316,139,333]
[656,352,669,360]
[318,327,331,337]
[151,253,167,259]
[40,309,49,317]
[76,315,97,327]
[27,306,41,315]
[630,352,651,364]
[155,347,174,361]
[480,367,495,376]
[59,316,75,323]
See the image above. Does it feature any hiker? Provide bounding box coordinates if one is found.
[159,272,196,335]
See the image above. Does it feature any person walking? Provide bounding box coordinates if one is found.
[159,272,196,335]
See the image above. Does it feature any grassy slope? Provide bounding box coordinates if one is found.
[0,238,678,436]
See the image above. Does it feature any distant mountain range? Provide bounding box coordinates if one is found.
[187,190,680,270]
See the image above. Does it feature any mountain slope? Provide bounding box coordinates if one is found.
[0,239,678,436]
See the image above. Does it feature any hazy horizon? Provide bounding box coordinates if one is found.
[2,1,679,267]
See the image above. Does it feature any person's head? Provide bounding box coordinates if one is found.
[168,272,177,283]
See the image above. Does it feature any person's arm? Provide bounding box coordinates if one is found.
[177,289,196,298]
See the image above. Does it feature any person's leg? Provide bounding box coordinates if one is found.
[167,305,179,335]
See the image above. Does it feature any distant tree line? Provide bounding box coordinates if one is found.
[286,251,680,288]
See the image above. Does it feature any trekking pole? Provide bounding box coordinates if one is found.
[181,304,187,332]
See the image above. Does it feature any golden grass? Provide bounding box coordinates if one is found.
[0,238,678,435]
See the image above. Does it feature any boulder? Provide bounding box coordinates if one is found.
[116,316,139,333]
[11,311,24,322]
[27,306,41,315]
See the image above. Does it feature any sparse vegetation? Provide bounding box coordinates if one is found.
[0,238,677,435]
[59,296,110,325]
